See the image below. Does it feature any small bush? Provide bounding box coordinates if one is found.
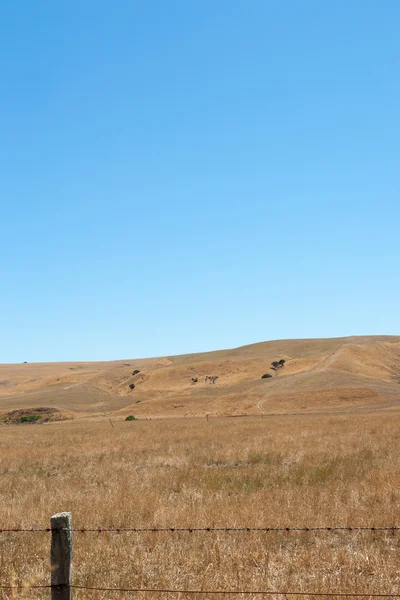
[19,415,40,424]
[129,383,135,390]
[125,415,136,421]
[132,369,140,376]
[261,373,272,379]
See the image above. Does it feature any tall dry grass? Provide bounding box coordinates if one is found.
[0,414,400,599]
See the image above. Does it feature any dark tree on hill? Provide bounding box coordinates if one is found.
[129,383,135,390]
[271,359,285,375]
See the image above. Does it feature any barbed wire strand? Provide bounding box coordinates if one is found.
[1,526,400,534]
[71,588,400,597]
[72,526,400,533]
[1,585,400,597]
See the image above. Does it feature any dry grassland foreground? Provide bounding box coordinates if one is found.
[0,414,400,599]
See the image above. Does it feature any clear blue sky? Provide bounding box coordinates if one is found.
[1,1,399,363]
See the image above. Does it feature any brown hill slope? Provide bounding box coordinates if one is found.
[1,336,400,419]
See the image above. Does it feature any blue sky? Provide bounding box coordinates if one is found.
[1,1,399,363]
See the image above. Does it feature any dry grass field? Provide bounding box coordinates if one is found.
[1,336,400,598]
[1,412,400,599]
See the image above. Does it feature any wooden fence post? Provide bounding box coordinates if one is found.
[51,512,73,600]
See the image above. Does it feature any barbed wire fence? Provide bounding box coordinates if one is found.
[2,586,400,598]
[2,526,400,533]
[1,513,400,599]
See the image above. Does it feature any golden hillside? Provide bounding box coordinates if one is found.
[1,335,400,420]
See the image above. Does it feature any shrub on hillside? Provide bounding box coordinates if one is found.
[129,383,135,390]
[261,373,272,379]
[19,415,40,424]
[132,369,140,376]
[125,415,136,421]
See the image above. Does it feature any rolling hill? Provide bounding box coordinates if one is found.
[1,335,400,421]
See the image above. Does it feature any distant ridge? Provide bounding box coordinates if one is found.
[1,335,399,419]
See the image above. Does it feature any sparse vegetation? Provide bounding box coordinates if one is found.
[132,369,141,376]
[125,415,136,421]
[205,375,219,384]
[129,383,135,390]
[1,336,400,418]
[0,407,65,425]
[261,373,273,379]
[191,377,198,383]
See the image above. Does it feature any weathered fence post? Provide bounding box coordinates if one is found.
[51,512,73,600]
